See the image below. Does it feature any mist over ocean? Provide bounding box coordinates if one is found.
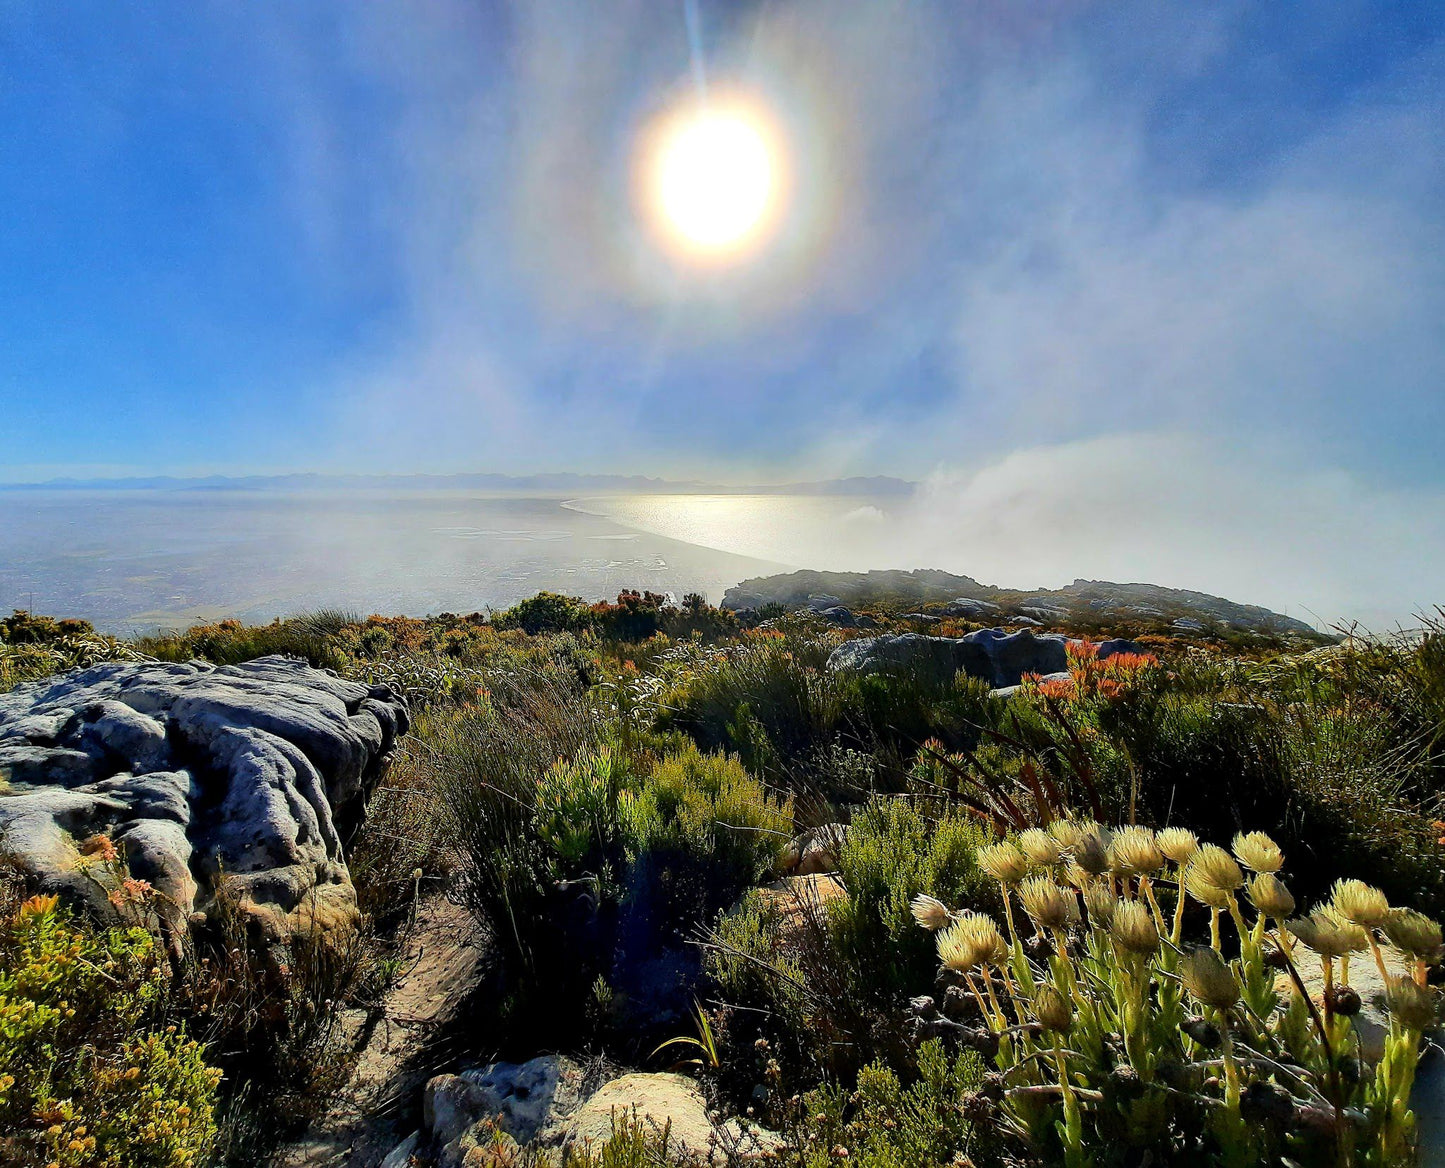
[0,490,822,633]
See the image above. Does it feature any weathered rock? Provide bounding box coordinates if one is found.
[1020,605,1068,622]
[1092,637,1146,661]
[563,1073,716,1162]
[379,1131,422,1168]
[943,597,999,618]
[827,628,1069,689]
[806,594,843,612]
[458,1056,588,1144]
[989,671,1072,700]
[0,655,407,945]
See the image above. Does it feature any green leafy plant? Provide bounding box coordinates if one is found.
[650,998,721,1070]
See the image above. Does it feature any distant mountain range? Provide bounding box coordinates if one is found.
[722,568,1328,640]
[0,471,915,496]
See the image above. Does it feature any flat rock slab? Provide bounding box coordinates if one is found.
[0,655,407,943]
[564,1072,717,1163]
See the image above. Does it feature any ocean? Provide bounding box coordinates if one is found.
[0,489,895,634]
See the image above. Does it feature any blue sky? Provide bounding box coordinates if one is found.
[1,1,1442,488]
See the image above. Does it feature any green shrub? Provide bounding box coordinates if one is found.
[623,744,792,914]
[828,797,996,1011]
[0,889,221,1168]
[705,796,994,1089]
[796,1039,988,1168]
[494,591,596,635]
[136,614,350,670]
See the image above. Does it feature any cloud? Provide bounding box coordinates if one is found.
[581,432,1445,628]
[896,435,1445,629]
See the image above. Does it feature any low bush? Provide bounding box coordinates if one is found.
[795,1038,991,1168]
[0,881,222,1168]
[705,796,995,1091]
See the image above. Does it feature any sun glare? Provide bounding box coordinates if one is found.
[644,101,783,260]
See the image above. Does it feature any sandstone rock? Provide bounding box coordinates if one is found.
[0,655,407,945]
[826,628,1069,689]
[751,873,847,949]
[717,1117,786,1160]
[1092,637,1146,661]
[426,1075,490,1150]
[778,823,847,877]
[563,1072,716,1162]
[943,597,999,618]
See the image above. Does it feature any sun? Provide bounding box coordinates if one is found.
[643,101,784,260]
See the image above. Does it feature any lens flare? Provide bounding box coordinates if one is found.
[641,98,785,261]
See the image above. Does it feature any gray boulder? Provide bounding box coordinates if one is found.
[827,628,1069,689]
[942,597,999,618]
[1092,637,1146,661]
[0,655,407,945]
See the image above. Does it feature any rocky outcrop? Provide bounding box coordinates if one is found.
[826,630,1148,690]
[0,655,407,944]
[777,823,847,877]
[400,1060,781,1166]
[828,628,1068,689]
[722,568,1326,639]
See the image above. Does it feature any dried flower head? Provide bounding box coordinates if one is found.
[1385,976,1438,1031]
[1110,899,1160,956]
[1019,875,1079,932]
[1033,984,1073,1033]
[1232,831,1283,874]
[1072,823,1113,877]
[936,921,983,972]
[977,842,1030,886]
[1186,845,1244,906]
[1048,819,1082,851]
[1247,873,1295,921]
[1018,827,1063,869]
[910,894,952,932]
[1330,879,1390,929]
[1179,947,1240,1010]
[1083,885,1117,928]
[1286,911,1368,959]
[1156,827,1200,867]
[955,912,1009,968]
[1380,908,1444,963]
[1108,826,1163,877]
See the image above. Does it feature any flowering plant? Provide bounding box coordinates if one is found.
[912,825,1441,1167]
